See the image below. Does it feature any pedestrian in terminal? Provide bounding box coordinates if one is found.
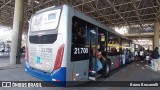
[149,50,153,66]
[151,47,160,71]
[125,48,130,64]
[144,49,149,61]
[134,50,139,61]
[144,49,150,64]
[91,45,103,72]
[1,42,5,55]
[139,47,144,62]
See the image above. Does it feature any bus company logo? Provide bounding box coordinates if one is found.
[48,13,56,20]
[2,82,11,87]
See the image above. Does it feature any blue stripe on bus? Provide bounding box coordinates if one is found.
[25,65,66,86]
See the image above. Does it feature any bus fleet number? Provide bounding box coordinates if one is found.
[41,48,52,53]
[74,48,88,55]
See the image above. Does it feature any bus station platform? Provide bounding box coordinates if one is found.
[0,56,160,90]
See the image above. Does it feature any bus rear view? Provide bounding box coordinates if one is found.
[25,5,68,86]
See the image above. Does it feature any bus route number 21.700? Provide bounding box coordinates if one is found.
[74,48,88,55]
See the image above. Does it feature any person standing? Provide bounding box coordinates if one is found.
[125,48,130,64]
[134,49,139,61]
[145,49,150,62]
[1,42,5,55]
[139,47,144,62]
[151,47,160,71]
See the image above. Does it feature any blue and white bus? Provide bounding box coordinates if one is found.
[25,4,133,86]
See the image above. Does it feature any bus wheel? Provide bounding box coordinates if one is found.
[103,60,111,77]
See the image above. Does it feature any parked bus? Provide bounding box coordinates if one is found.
[25,5,133,86]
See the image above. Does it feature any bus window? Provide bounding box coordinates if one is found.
[72,18,89,46]
[107,33,120,56]
[31,9,61,31]
[71,17,89,61]
[98,28,107,57]
[29,9,62,44]
[122,38,130,50]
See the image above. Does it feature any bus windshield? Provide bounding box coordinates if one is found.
[30,9,61,32]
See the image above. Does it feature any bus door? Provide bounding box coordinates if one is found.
[88,28,98,81]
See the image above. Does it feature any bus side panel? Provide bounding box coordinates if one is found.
[71,11,90,82]
[58,5,68,69]
[60,5,74,83]
[108,56,115,70]
[49,5,70,82]
[108,55,120,70]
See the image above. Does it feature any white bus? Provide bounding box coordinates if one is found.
[25,4,133,86]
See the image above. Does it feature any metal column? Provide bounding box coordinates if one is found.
[153,22,159,49]
[10,0,24,64]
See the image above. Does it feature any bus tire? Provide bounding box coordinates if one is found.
[103,59,111,77]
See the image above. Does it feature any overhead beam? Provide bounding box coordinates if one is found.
[26,0,51,12]
[112,18,156,26]
[156,0,160,21]
[84,0,113,25]
[94,6,158,19]
[85,1,136,14]
[101,18,156,23]
[130,0,143,30]
[85,6,111,14]
[0,0,12,10]
[106,0,131,27]
[72,0,95,7]
[97,13,157,21]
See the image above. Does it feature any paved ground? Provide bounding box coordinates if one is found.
[0,57,160,90]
